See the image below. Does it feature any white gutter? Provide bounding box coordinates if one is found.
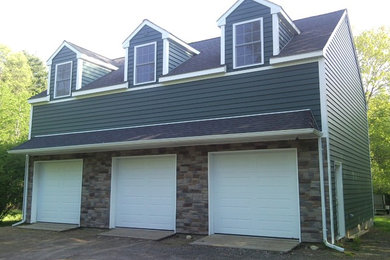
[12,154,29,227]
[318,137,344,252]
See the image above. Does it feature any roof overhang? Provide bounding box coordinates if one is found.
[9,128,321,155]
[122,20,200,55]
[46,41,118,70]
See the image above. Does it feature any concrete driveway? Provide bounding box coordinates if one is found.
[0,226,382,260]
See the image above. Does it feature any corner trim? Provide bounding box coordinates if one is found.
[318,58,328,137]
[272,13,280,56]
[220,25,225,65]
[75,59,83,90]
[163,38,170,75]
[124,48,128,82]
[323,10,347,56]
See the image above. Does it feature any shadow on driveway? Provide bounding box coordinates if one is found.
[0,226,388,259]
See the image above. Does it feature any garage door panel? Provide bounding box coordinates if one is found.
[114,155,176,230]
[35,160,82,225]
[210,150,300,239]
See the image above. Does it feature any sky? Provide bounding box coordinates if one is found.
[0,0,389,62]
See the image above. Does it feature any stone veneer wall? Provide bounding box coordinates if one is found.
[25,139,323,242]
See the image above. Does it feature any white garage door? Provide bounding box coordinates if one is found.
[34,160,83,224]
[112,155,176,230]
[209,149,300,239]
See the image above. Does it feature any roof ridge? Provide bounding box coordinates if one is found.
[293,9,346,23]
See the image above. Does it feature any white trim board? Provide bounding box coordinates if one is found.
[270,51,324,65]
[72,83,128,97]
[159,66,226,83]
[133,42,157,86]
[28,96,50,104]
[10,128,321,155]
[53,61,73,99]
[232,17,264,69]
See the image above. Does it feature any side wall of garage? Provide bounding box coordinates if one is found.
[26,139,323,242]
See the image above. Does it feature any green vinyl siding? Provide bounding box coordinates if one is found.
[31,62,321,136]
[127,25,163,87]
[324,17,372,232]
[169,40,193,71]
[49,46,77,100]
[225,0,273,72]
[82,61,111,87]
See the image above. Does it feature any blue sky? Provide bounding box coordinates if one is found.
[0,0,388,62]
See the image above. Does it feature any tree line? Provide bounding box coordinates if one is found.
[0,27,389,220]
[0,45,47,220]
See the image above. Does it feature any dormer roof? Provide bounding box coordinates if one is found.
[217,0,300,34]
[122,19,200,55]
[46,41,118,70]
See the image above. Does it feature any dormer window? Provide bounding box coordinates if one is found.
[233,18,264,69]
[54,61,72,98]
[134,42,156,85]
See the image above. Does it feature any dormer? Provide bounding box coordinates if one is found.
[46,41,118,100]
[122,20,199,87]
[217,0,300,71]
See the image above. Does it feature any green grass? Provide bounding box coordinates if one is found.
[0,209,22,227]
[375,216,390,232]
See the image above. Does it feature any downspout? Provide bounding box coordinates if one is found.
[12,154,29,227]
[318,137,344,252]
[326,136,336,244]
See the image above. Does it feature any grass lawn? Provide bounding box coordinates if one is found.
[0,210,22,227]
[374,216,390,232]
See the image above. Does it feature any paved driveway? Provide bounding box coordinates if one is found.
[0,226,387,259]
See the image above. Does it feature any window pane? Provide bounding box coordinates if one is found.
[55,63,71,97]
[234,20,262,67]
[135,43,155,84]
[136,63,154,84]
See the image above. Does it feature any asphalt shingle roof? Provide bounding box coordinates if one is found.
[30,9,345,99]
[12,110,318,152]
[278,10,345,57]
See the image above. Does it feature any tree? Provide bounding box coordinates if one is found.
[355,27,390,104]
[368,92,390,194]
[23,51,47,95]
[0,44,47,220]
[0,45,32,144]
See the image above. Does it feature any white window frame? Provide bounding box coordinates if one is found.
[53,61,73,98]
[233,17,264,69]
[133,42,157,86]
